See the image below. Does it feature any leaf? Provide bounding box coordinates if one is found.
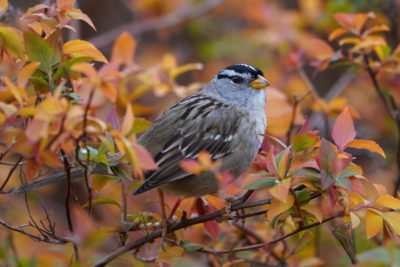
[181,241,203,252]
[0,0,8,16]
[319,139,338,189]
[246,178,277,190]
[267,194,294,221]
[0,26,24,59]
[291,133,319,153]
[329,28,349,41]
[277,148,290,179]
[17,62,41,88]
[111,32,136,66]
[203,195,225,210]
[204,219,219,239]
[66,8,96,30]
[376,194,400,209]
[269,179,291,203]
[120,104,134,137]
[157,246,184,263]
[63,40,107,63]
[132,144,158,171]
[129,117,151,135]
[332,107,355,150]
[349,212,360,229]
[91,174,119,192]
[382,212,400,235]
[83,198,121,209]
[365,210,383,239]
[345,139,385,158]
[301,204,323,222]
[24,31,61,73]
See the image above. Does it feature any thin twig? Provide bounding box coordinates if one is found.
[88,0,225,49]
[199,213,342,255]
[363,54,400,196]
[60,149,80,262]
[0,156,22,192]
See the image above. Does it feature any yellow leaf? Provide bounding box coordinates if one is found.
[269,178,291,203]
[382,212,400,235]
[3,77,24,106]
[18,62,40,88]
[365,210,383,239]
[18,107,36,117]
[345,139,385,158]
[120,104,134,137]
[376,194,400,209]
[169,63,203,81]
[0,26,24,59]
[301,204,323,222]
[203,195,225,210]
[267,194,294,221]
[0,0,8,16]
[157,246,184,263]
[349,212,360,229]
[278,148,290,179]
[63,40,107,63]
[111,32,136,66]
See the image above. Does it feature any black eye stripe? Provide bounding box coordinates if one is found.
[216,74,244,84]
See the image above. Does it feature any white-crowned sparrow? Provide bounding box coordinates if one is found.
[11,64,270,197]
[135,64,269,197]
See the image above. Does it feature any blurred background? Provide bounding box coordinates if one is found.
[3,0,400,266]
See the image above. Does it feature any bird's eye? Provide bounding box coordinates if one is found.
[231,76,244,84]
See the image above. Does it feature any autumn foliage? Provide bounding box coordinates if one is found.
[2,0,400,266]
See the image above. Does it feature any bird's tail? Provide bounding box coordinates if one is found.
[11,167,83,194]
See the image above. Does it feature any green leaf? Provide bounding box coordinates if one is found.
[181,241,203,252]
[24,31,61,73]
[128,117,151,135]
[83,197,121,209]
[246,178,277,190]
[291,133,319,153]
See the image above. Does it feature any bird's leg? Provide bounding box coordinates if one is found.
[158,189,168,250]
[167,197,181,222]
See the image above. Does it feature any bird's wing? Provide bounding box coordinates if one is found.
[134,94,244,194]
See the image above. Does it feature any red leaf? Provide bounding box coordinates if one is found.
[332,107,356,151]
[204,219,219,239]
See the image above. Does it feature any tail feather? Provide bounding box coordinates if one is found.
[11,167,83,194]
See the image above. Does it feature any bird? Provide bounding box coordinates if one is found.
[11,64,270,197]
[134,63,269,197]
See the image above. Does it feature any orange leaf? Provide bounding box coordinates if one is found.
[277,148,290,179]
[329,28,349,41]
[120,104,134,137]
[63,39,107,63]
[267,194,294,221]
[365,210,383,239]
[332,107,355,150]
[376,194,400,209]
[203,195,225,210]
[111,32,136,66]
[269,179,291,203]
[345,139,385,158]
[17,62,41,88]
[66,8,96,30]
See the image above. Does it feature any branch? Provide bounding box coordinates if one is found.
[88,0,225,49]
[93,191,321,266]
[363,54,400,196]
[199,213,342,255]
